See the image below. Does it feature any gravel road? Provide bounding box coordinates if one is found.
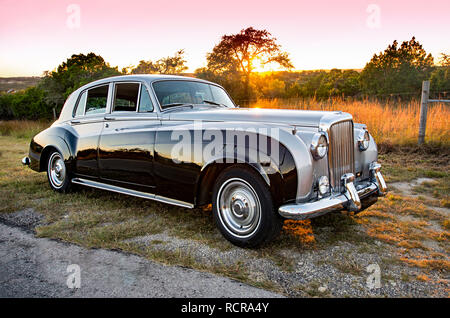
[0,222,282,298]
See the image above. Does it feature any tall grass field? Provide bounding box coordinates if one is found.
[250,98,449,147]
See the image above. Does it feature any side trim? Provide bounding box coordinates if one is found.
[71,178,194,209]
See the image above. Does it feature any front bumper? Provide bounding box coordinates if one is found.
[278,161,387,220]
[21,156,30,166]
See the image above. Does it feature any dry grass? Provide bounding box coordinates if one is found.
[249,98,450,147]
[0,120,51,140]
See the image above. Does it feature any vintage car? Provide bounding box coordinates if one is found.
[22,75,387,247]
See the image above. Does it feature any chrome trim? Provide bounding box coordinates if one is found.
[150,79,237,110]
[278,181,378,220]
[342,173,361,211]
[72,83,112,118]
[216,177,262,238]
[110,81,142,113]
[327,119,355,193]
[48,152,66,189]
[71,178,194,209]
[318,175,329,196]
[357,129,369,151]
[318,112,354,135]
[370,161,387,195]
[310,132,328,160]
[21,156,30,166]
[279,164,387,220]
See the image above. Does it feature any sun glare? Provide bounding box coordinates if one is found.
[251,58,285,73]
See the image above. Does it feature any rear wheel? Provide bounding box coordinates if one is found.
[212,167,282,247]
[47,150,72,193]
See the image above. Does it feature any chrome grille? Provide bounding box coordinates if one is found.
[328,120,355,192]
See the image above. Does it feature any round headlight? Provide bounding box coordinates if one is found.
[358,130,370,151]
[318,176,329,195]
[311,133,328,160]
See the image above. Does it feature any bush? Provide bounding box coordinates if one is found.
[0,86,52,120]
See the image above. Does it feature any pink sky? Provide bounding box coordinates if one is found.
[0,0,449,76]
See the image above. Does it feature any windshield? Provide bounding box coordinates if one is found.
[152,80,235,109]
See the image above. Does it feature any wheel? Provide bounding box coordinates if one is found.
[212,166,283,248]
[46,150,71,193]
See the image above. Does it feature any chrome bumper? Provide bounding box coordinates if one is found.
[279,161,387,220]
[21,156,30,166]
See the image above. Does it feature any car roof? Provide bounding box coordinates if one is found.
[77,74,216,91]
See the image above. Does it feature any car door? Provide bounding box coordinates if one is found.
[71,83,111,179]
[98,81,159,192]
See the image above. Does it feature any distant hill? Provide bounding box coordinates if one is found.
[0,77,41,93]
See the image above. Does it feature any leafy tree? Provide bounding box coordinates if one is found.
[430,53,450,93]
[437,53,450,66]
[360,37,434,96]
[131,50,188,75]
[202,27,293,99]
[39,53,120,111]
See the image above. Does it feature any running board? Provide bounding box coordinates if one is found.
[71,178,194,209]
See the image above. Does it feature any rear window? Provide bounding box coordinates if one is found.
[113,83,140,112]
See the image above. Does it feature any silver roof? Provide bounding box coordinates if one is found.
[77,74,215,91]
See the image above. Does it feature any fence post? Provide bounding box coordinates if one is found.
[418,80,430,145]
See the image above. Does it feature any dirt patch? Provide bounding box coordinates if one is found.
[0,208,43,231]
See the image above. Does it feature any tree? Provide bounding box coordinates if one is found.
[360,37,434,96]
[203,27,293,99]
[430,53,450,92]
[40,53,120,111]
[437,53,450,67]
[131,50,188,75]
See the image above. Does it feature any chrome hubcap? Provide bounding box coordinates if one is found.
[48,153,66,188]
[217,178,261,237]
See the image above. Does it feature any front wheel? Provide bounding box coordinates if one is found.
[47,150,72,193]
[212,167,283,248]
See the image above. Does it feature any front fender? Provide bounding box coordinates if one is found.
[199,145,288,205]
[196,123,306,204]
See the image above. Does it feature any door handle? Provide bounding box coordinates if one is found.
[104,116,116,121]
[70,120,81,125]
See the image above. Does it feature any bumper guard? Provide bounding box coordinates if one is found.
[279,161,387,220]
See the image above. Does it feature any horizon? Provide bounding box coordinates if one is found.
[1,0,449,77]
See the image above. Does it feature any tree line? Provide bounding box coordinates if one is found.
[0,27,449,120]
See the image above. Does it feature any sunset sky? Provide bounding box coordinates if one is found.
[0,0,449,77]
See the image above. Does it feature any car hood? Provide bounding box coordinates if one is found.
[162,106,350,128]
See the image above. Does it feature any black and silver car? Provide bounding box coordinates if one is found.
[23,75,387,247]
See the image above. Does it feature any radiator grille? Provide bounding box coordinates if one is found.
[328,120,355,192]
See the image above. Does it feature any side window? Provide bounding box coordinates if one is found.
[85,85,109,115]
[113,83,140,112]
[138,85,154,112]
[74,91,87,117]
